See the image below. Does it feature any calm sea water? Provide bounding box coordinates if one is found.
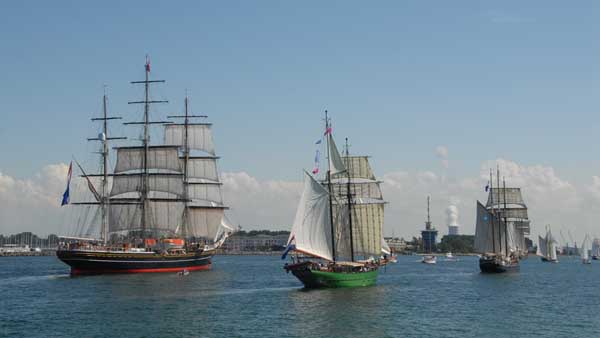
[1,255,599,338]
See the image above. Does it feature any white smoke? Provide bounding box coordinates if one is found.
[445,205,459,227]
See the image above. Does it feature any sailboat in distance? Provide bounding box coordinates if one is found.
[474,169,521,273]
[537,226,559,263]
[56,58,234,274]
[283,111,385,288]
[581,235,591,264]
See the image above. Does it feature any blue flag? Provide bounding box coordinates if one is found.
[61,162,73,206]
[485,181,489,192]
[281,244,296,260]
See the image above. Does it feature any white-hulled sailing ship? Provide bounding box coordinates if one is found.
[56,58,234,275]
[283,112,386,288]
[537,226,559,263]
[475,169,529,273]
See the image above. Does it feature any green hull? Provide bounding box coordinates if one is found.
[286,263,379,288]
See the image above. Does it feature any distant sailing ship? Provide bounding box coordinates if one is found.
[475,168,529,273]
[537,226,559,263]
[57,58,234,274]
[592,238,600,260]
[283,111,386,288]
[581,235,591,264]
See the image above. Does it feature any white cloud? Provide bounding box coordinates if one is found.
[435,145,449,169]
[2,159,599,243]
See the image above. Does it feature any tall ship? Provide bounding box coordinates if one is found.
[475,169,529,273]
[283,112,386,288]
[57,58,234,274]
[537,226,559,263]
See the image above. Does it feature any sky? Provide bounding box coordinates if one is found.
[2,1,600,244]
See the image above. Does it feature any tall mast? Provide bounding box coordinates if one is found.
[101,91,109,244]
[345,137,355,262]
[181,95,190,238]
[490,169,496,253]
[325,110,336,263]
[88,88,125,244]
[496,165,501,255]
[128,55,167,242]
[503,177,508,257]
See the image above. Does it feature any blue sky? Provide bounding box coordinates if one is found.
[2,1,600,237]
[1,1,600,181]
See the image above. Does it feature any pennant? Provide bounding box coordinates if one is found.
[324,127,332,136]
[312,150,320,175]
[61,162,73,206]
[485,181,490,192]
[281,235,296,259]
[145,55,151,72]
[315,139,322,145]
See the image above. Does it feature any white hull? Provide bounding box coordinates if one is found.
[422,255,436,264]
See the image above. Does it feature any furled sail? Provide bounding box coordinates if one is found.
[114,146,182,173]
[165,123,215,155]
[288,171,333,261]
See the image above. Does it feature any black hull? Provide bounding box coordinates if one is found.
[56,249,212,275]
[479,257,519,273]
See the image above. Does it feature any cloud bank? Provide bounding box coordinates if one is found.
[2,159,599,243]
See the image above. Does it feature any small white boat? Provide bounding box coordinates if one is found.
[445,252,458,261]
[422,255,436,264]
[177,269,190,276]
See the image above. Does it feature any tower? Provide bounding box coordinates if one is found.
[421,196,438,253]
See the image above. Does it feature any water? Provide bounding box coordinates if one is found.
[1,255,599,338]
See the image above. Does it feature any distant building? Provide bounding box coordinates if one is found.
[421,196,438,253]
[221,232,289,253]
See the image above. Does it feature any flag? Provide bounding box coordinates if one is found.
[281,236,296,259]
[61,162,73,206]
[324,127,332,135]
[312,150,320,174]
[485,181,490,192]
[145,55,151,72]
[315,139,322,145]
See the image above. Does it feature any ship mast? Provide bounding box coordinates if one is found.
[87,89,125,244]
[496,166,502,255]
[325,110,336,263]
[503,177,509,257]
[489,169,495,253]
[167,94,208,239]
[128,56,167,241]
[345,137,355,262]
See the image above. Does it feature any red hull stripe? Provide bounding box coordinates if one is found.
[71,264,211,275]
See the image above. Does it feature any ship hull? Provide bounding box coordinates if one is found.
[56,249,212,275]
[479,257,519,273]
[284,262,378,288]
[540,257,559,263]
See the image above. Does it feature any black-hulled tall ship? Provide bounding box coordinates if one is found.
[57,58,234,275]
[474,168,530,273]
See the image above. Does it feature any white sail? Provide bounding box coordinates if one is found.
[114,146,182,173]
[110,174,184,197]
[183,157,219,182]
[327,133,346,176]
[351,203,384,257]
[338,156,376,181]
[537,235,548,257]
[581,235,590,260]
[288,171,333,261]
[165,124,215,155]
[108,201,184,234]
[381,237,391,255]
[187,183,224,205]
[187,206,225,239]
[475,201,496,254]
[325,181,383,200]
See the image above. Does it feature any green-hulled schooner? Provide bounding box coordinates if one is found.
[283,111,386,288]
